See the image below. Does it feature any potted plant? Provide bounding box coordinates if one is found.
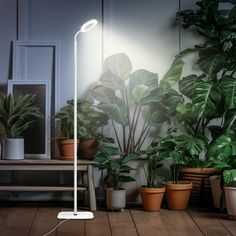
[156,0,236,204]
[151,133,193,210]
[94,143,139,211]
[55,99,108,160]
[77,98,108,159]
[223,169,236,220]
[138,141,166,212]
[0,94,41,160]
[91,53,184,199]
[207,135,236,209]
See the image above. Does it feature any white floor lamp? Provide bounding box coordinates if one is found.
[57,19,98,220]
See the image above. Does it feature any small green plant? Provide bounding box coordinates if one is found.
[94,144,139,190]
[55,98,108,140]
[54,100,74,139]
[0,94,42,138]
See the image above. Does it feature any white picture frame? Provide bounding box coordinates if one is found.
[8,80,51,160]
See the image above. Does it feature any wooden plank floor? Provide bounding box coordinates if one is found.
[0,203,236,236]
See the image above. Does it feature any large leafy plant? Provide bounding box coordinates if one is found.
[92,53,184,154]
[0,94,42,138]
[163,0,236,167]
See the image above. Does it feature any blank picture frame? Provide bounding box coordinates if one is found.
[12,41,60,112]
[8,80,51,159]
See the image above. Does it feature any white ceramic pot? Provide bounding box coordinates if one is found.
[210,175,222,208]
[2,138,24,160]
[224,186,236,220]
[106,188,126,210]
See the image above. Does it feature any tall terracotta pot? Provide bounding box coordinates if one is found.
[165,181,193,210]
[139,186,165,212]
[178,167,217,205]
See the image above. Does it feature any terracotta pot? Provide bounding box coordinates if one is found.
[78,138,98,160]
[58,139,79,160]
[139,186,165,212]
[178,167,217,205]
[165,181,193,210]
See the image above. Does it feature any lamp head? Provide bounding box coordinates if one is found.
[80,19,97,33]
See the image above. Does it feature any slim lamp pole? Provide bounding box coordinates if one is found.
[58,19,97,220]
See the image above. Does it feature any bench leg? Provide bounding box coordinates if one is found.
[87,165,97,211]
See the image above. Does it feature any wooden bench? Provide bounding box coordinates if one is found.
[0,159,97,211]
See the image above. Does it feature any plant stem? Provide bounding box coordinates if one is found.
[134,115,150,150]
[134,122,150,150]
[112,120,122,151]
[138,124,151,149]
[127,105,138,153]
[230,70,236,77]
[194,117,202,135]
[132,105,141,150]
[124,89,131,152]
[123,125,126,153]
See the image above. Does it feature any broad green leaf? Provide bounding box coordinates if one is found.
[176,103,193,119]
[223,169,236,185]
[149,103,170,124]
[193,81,222,118]
[100,70,125,91]
[132,84,150,104]
[220,76,236,109]
[97,97,128,126]
[162,57,184,86]
[103,53,132,80]
[162,88,184,115]
[171,151,182,163]
[198,48,226,73]
[175,135,206,156]
[179,74,199,99]
[149,110,169,124]
[119,175,136,183]
[129,69,158,92]
[91,85,115,103]
[122,154,139,163]
[140,89,162,104]
[223,108,236,132]
[207,135,236,159]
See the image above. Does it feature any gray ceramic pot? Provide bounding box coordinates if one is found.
[2,138,24,160]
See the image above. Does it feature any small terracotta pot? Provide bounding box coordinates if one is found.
[58,139,79,160]
[78,138,99,159]
[165,181,193,210]
[139,186,165,212]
